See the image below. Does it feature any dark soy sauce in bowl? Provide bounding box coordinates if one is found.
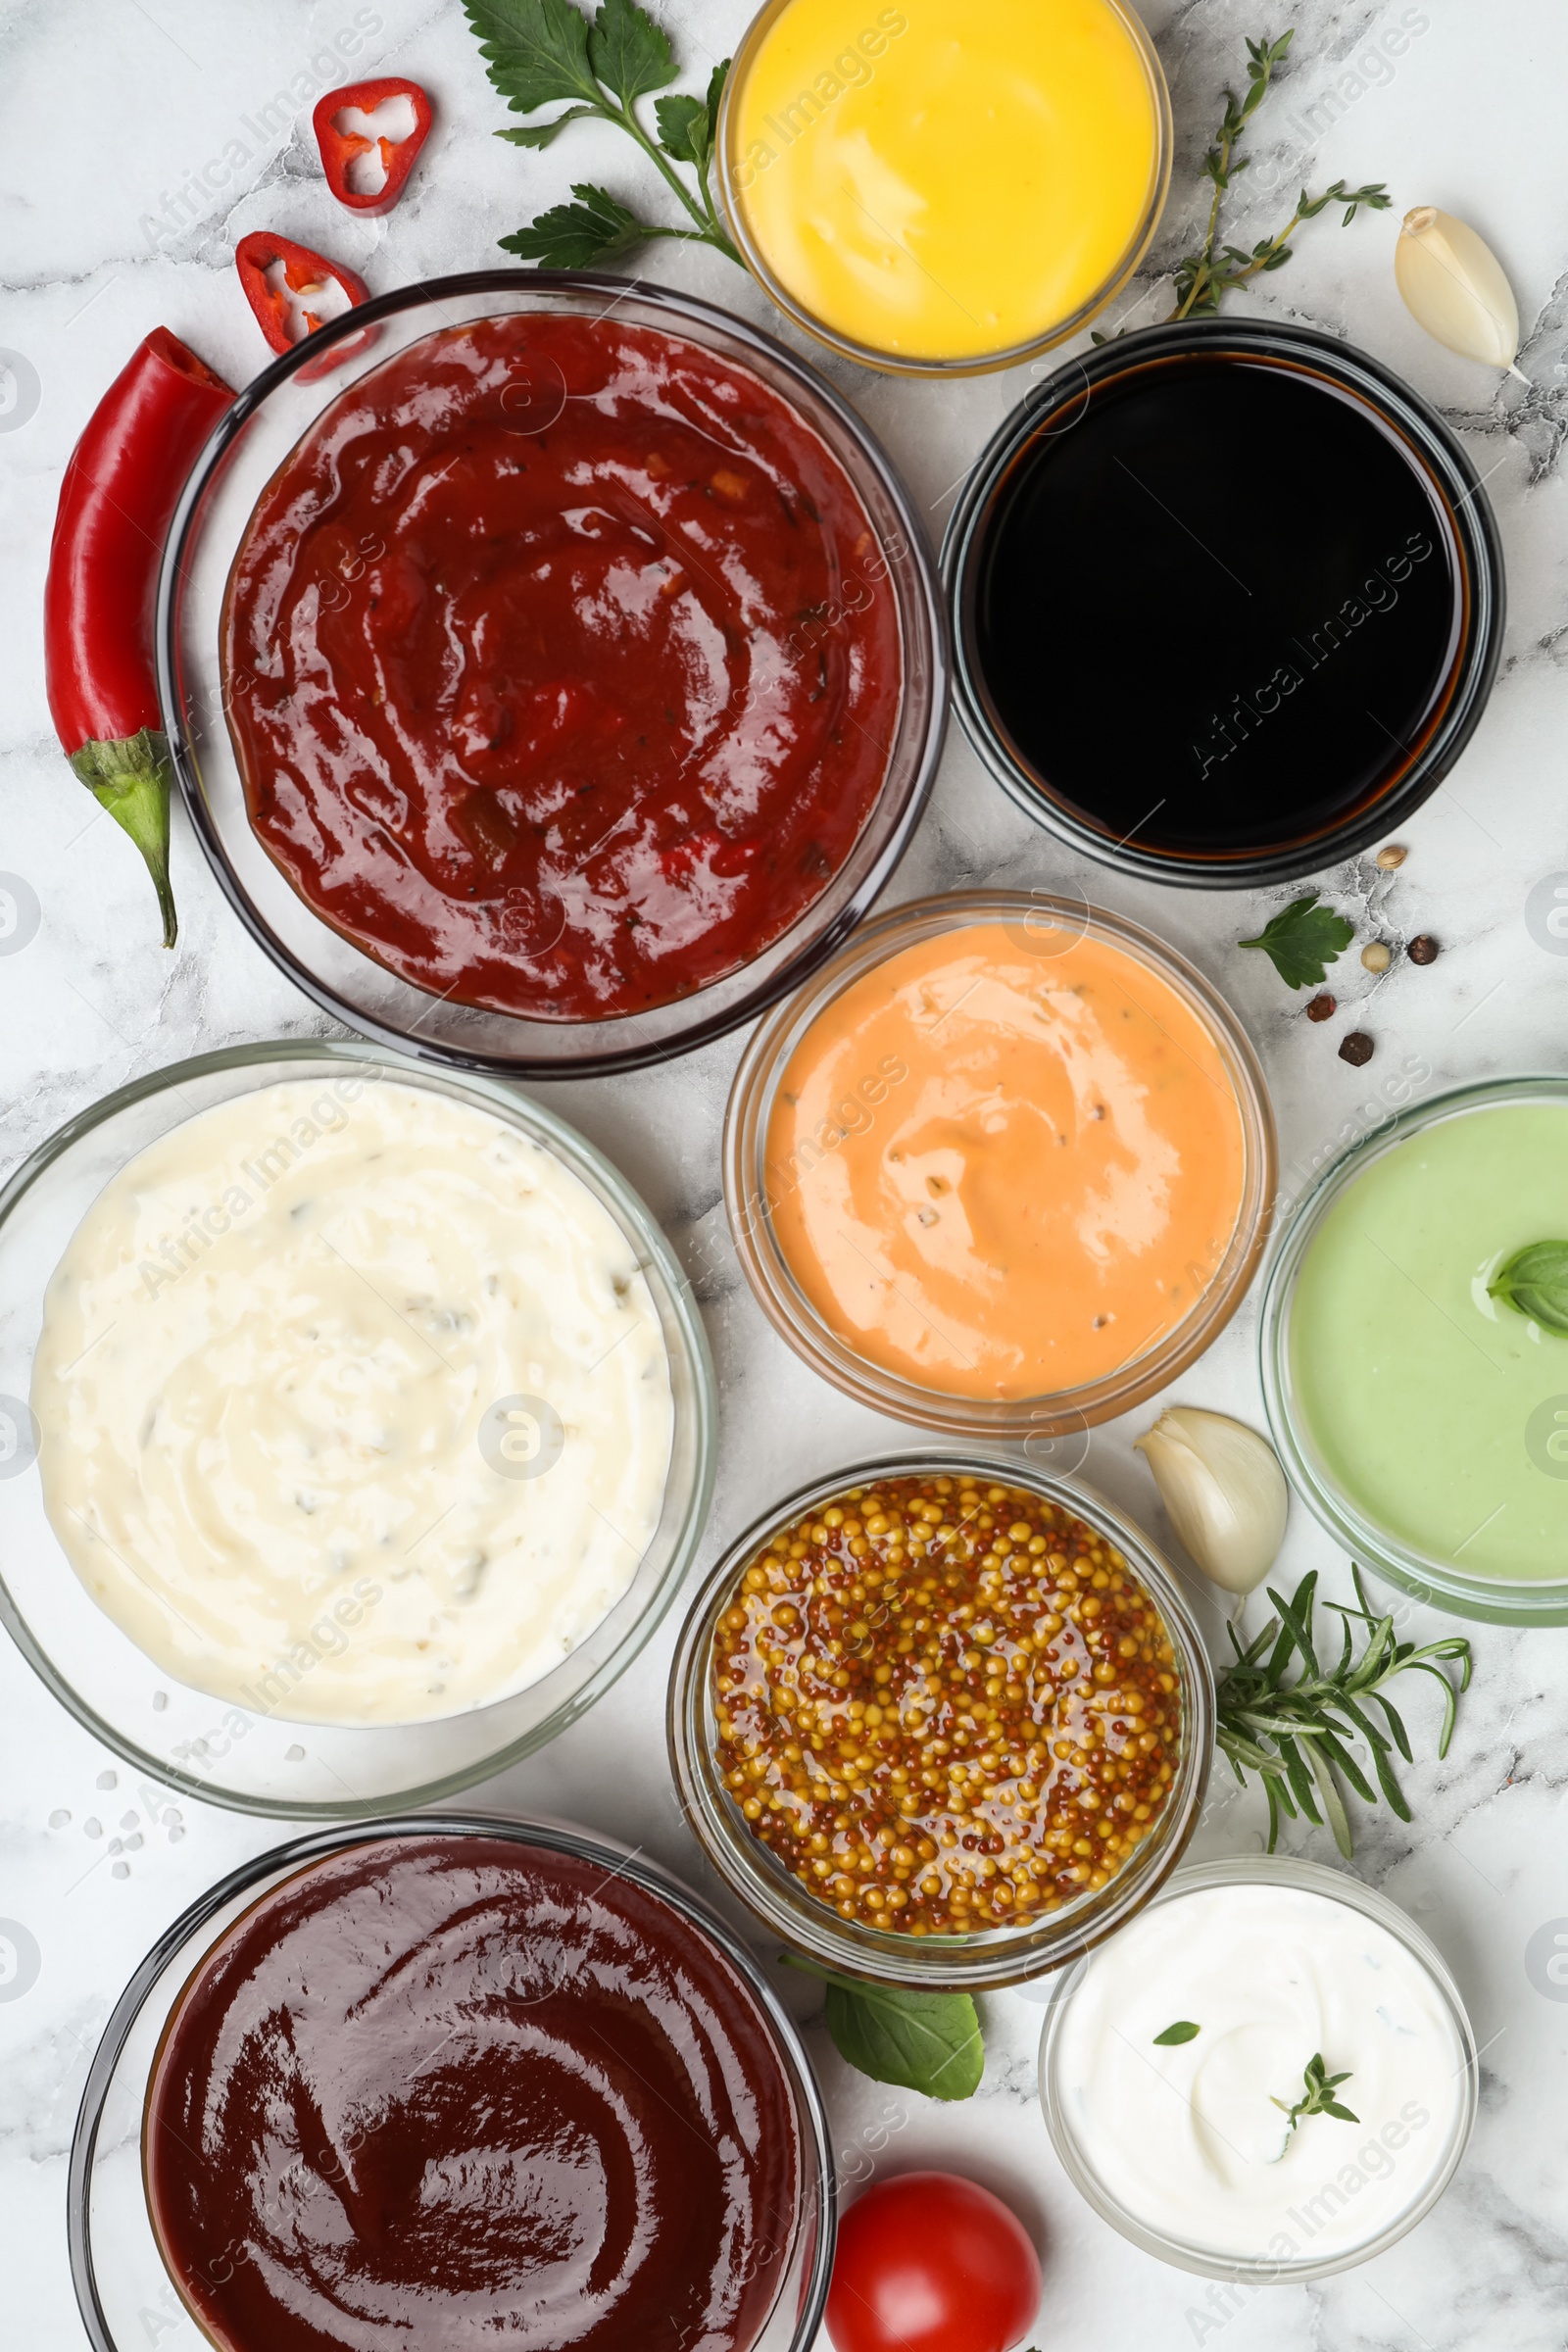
[947,321,1503,885]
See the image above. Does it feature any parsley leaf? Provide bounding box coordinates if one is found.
[466,0,742,265]
[1153,2020,1201,2045]
[1239,894,1354,989]
[780,1953,984,2101]
[498,183,648,267]
[464,0,601,114]
[588,0,675,107]
[1489,1240,1568,1337]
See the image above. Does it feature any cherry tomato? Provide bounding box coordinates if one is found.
[825,2171,1042,2352]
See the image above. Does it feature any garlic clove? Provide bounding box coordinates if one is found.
[1395,205,1524,376]
[1134,1406,1288,1595]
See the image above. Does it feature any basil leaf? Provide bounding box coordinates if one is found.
[1489,1240,1568,1337]
[1153,2019,1200,2045]
[781,1954,983,2101]
[465,0,602,114]
[588,0,676,108]
[499,185,649,267]
[1239,894,1354,989]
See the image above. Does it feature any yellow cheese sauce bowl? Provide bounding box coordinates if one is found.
[717,0,1171,375]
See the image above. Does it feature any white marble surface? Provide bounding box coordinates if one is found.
[5,1,1568,2344]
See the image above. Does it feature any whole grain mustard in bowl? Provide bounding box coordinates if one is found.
[667,1453,1214,1990]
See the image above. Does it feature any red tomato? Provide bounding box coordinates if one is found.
[826,2171,1042,2352]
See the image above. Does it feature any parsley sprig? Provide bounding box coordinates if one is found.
[1272,2052,1359,2141]
[1240,893,1354,989]
[465,0,742,268]
[1169,31,1391,320]
[1215,1568,1473,1857]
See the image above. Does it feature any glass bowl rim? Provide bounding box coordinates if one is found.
[0,1036,717,1814]
[942,315,1507,884]
[1259,1070,1568,1626]
[721,887,1277,1437]
[1036,1850,1480,2280]
[66,1810,837,2352]
[665,1446,1216,1989]
[155,266,950,1080]
[713,0,1172,378]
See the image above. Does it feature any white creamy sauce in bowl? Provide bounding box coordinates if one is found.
[1052,1881,1467,2264]
[30,1077,673,1725]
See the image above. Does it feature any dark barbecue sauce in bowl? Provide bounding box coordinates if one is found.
[143,1836,802,2352]
[950,321,1503,885]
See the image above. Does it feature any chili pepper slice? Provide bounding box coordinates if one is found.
[313,77,433,214]
[233,231,370,358]
[43,328,235,948]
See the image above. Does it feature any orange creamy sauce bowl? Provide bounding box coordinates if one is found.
[724,895,1275,1435]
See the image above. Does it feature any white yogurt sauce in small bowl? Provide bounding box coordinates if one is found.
[1039,1856,1477,2278]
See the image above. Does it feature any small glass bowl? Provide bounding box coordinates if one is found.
[944,318,1505,884]
[722,890,1276,1440]
[666,1451,1214,1990]
[1038,1854,1479,2280]
[157,270,948,1080]
[0,1040,714,1815]
[1260,1073,1568,1626]
[68,1815,834,2352]
[715,0,1171,377]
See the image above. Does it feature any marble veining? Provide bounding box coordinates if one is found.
[4,2,1568,2346]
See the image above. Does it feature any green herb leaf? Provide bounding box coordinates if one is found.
[1153,2020,1201,2045]
[499,182,649,266]
[1239,894,1355,989]
[496,105,599,145]
[1215,1568,1473,1856]
[780,1954,984,2101]
[1488,1241,1568,1337]
[588,0,675,108]
[656,91,710,164]
[1272,2052,1359,2143]
[465,0,602,114]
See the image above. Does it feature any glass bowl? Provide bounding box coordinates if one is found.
[715,0,1171,377]
[667,1451,1214,1990]
[722,890,1276,1440]
[0,1040,714,1814]
[944,318,1505,884]
[157,270,948,1079]
[68,1814,834,2352]
[1038,1854,1479,2280]
[1261,1074,1568,1626]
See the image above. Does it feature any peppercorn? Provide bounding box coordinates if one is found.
[1339,1031,1374,1066]
[1306,993,1336,1023]
[710,1475,1182,1936]
[1361,942,1393,974]
[1407,934,1439,965]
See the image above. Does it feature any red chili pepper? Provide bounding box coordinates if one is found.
[43,328,235,948]
[233,231,370,358]
[313,77,433,215]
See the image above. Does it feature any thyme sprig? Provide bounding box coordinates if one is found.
[1214,1568,1472,1856]
[1272,2053,1359,2143]
[1168,30,1392,319]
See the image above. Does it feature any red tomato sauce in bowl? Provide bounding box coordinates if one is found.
[220,311,903,1020]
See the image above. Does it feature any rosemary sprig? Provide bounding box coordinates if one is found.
[464,0,742,269]
[1168,30,1392,320]
[1214,1567,1472,1857]
[1271,2053,1359,2143]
